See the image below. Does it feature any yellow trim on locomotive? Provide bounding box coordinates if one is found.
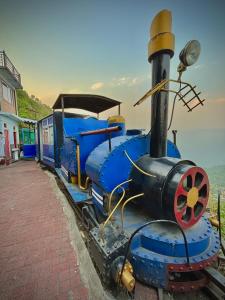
[148,9,175,61]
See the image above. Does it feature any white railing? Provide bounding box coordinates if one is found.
[0,51,21,84]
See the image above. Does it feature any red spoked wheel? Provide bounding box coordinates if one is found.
[174,167,209,229]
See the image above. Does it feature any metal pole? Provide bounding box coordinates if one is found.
[29,124,31,144]
[61,96,64,134]
[148,10,175,158]
[172,130,177,146]
[150,53,171,157]
[108,133,112,152]
[3,51,6,67]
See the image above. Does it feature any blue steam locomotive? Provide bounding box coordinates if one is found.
[36,10,220,294]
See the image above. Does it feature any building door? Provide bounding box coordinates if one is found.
[4,129,10,158]
[13,131,17,148]
[0,132,5,157]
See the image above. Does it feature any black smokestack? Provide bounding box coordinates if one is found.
[148,10,174,157]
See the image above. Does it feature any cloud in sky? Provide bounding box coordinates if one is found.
[66,88,83,94]
[90,76,145,91]
[206,97,225,104]
[215,97,225,104]
[110,76,145,87]
[91,82,104,90]
[193,64,204,70]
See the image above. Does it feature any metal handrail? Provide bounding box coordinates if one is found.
[0,51,21,84]
[133,78,205,112]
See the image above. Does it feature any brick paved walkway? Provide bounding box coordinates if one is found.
[0,161,88,300]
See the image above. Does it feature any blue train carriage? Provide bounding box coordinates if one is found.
[36,94,126,202]
[36,114,55,167]
[36,111,89,168]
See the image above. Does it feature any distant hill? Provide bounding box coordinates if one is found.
[17,90,52,120]
[206,165,225,237]
[207,165,225,198]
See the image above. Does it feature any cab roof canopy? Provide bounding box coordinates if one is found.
[52,94,121,114]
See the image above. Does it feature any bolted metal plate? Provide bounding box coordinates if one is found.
[129,216,219,290]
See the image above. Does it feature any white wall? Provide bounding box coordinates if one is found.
[0,115,19,145]
[0,73,17,114]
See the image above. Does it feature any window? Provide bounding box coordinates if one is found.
[49,126,54,145]
[2,81,15,104]
[10,89,15,105]
[2,82,9,101]
[43,128,48,144]
[43,126,53,145]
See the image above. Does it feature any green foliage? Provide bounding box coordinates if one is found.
[207,165,225,238]
[17,89,52,120]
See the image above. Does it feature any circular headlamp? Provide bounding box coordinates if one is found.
[179,40,201,67]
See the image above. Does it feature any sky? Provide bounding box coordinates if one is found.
[0,0,225,166]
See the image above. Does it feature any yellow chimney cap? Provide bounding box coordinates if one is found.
[148,10,175,62]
